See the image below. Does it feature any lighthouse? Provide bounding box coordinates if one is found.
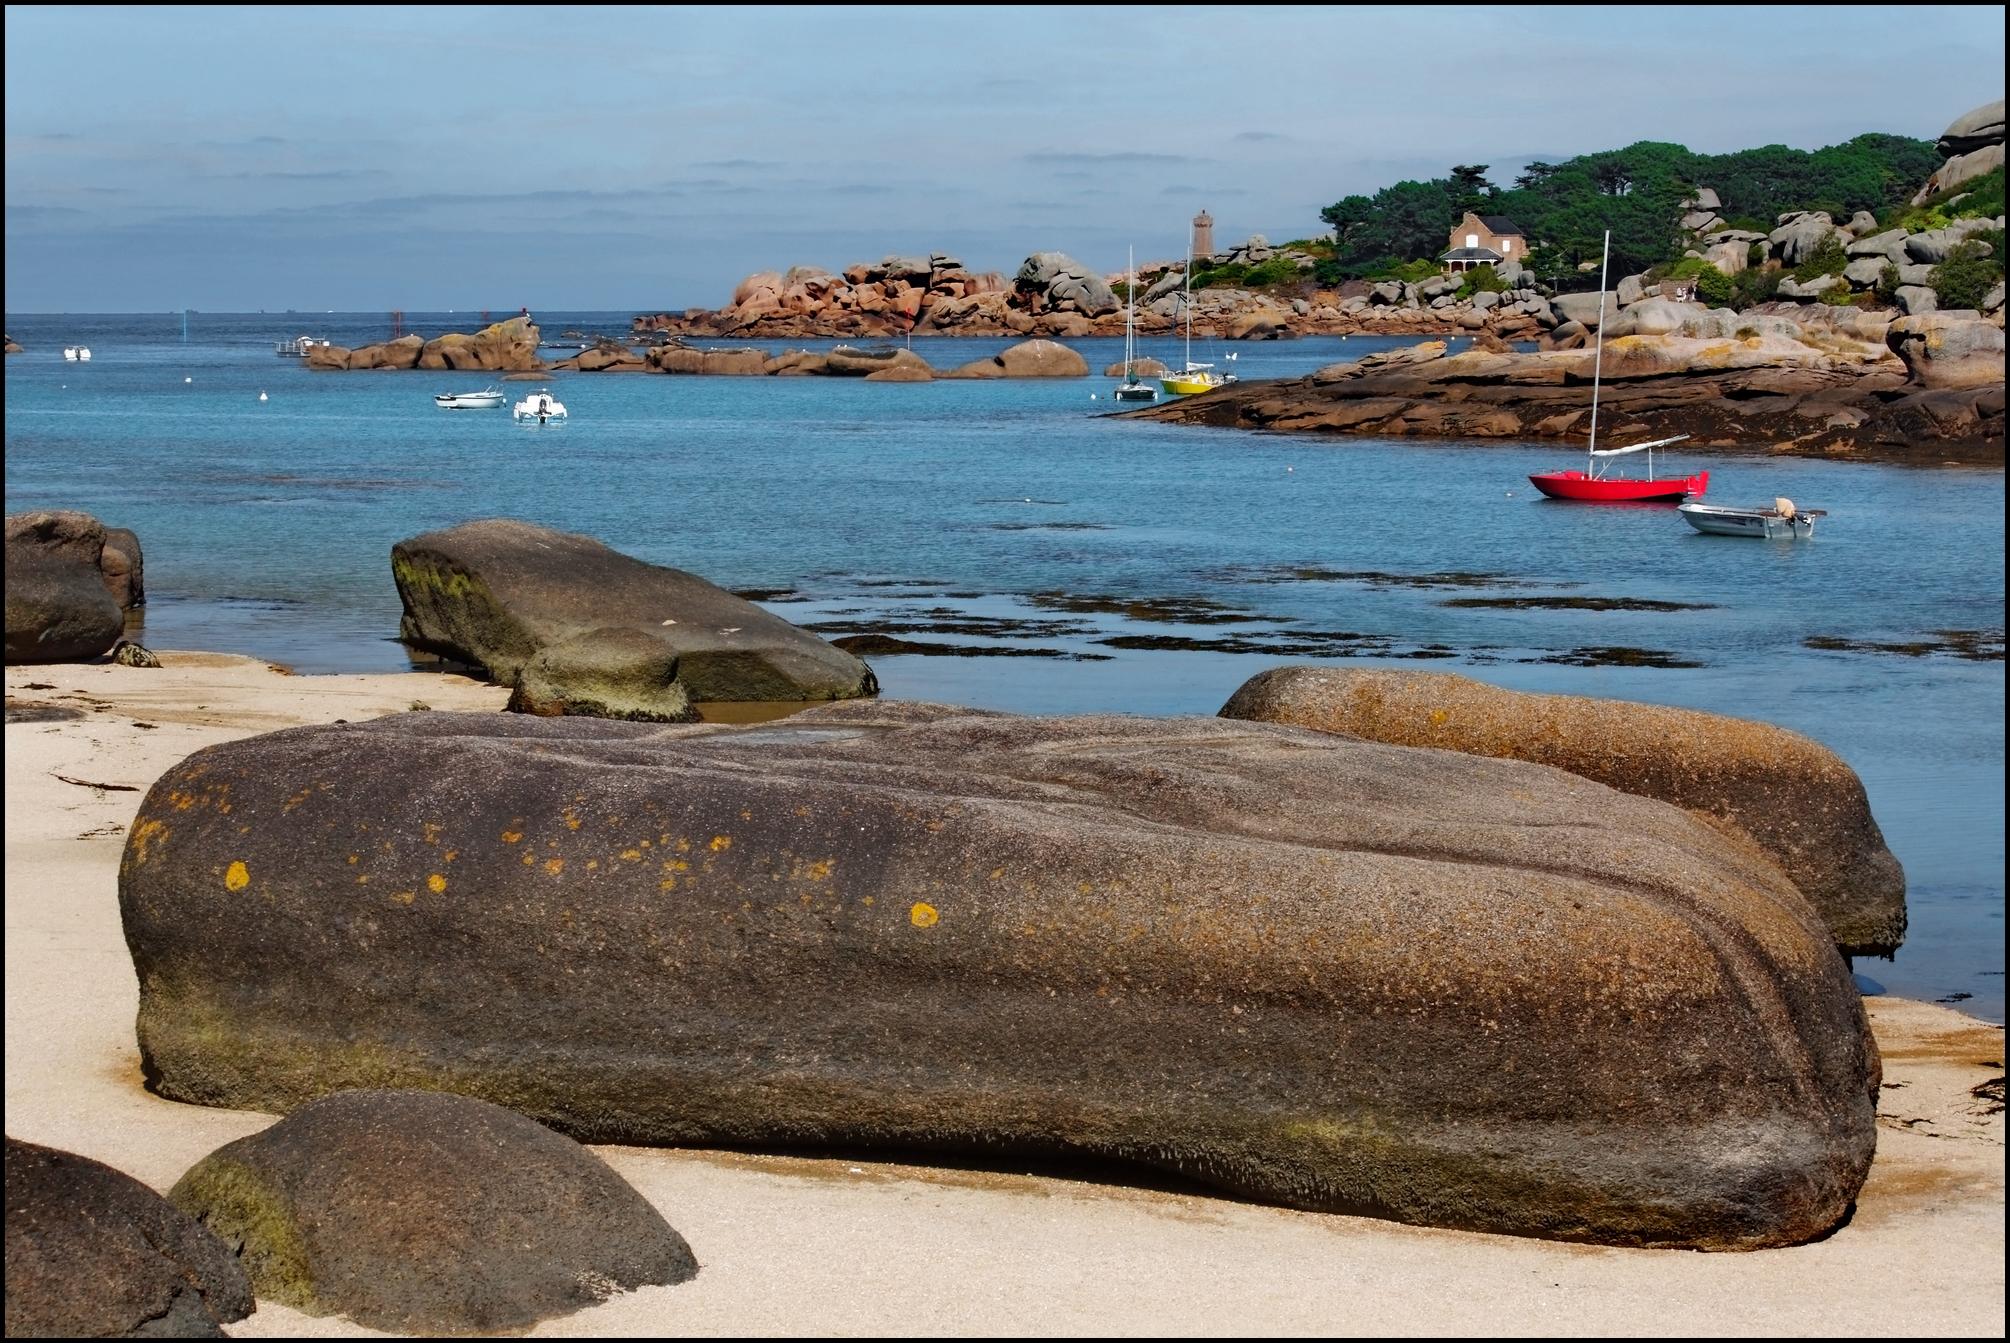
[1192,209,1215,261]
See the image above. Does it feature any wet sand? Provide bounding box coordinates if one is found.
[4,654,2002,1336]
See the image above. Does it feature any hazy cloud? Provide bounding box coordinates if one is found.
[1023,151,1186,166]
[1233,130,1287,142]
[692,158,779,170]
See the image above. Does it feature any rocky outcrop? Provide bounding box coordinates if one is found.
[167,1090,697,1334]
[630,248,1557,343]
[1886,311,2006,389]
[1130,325,2002,464]
[945,338,1089,378]
[100,526,144,611]
[1914,99,2006,204]
[308,317,544,372]
[121,704,1878,1250]
[1219,667,1907,956]
[1104,356,1169,377]
[4,511,127,663]
[5,1137,252,1338]
[391,518,876,714]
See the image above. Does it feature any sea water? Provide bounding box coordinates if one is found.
[5,310,2003,1017]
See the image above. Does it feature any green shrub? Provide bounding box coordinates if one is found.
[1375,258,1443,284]
[1312,258,1346,287]
[1874,262,1902,305]
[1455,264,1509,299]
[1244,257,1304,288]
[1747,240,1768,267]
[1732,266,1783,307]
[1694,266,1734,306]
[1929,238,2005,311]
[1819,288,1867,307]
[1792,230,1850,281]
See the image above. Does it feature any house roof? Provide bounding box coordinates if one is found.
[1441,246,1504,262]
[1476,215,1524,235]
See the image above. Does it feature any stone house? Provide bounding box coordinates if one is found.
[1442,212,1527,272]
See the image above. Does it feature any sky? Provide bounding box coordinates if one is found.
[5,5,2005,313]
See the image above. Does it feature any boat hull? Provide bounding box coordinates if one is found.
[435,394,505,410]
[1159,374,1233,396]
[1679,503,1814,538]
[1528,470,1707,502]
[1113,385,1158,402]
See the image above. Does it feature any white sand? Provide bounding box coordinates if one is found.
[5,654,2003,1337]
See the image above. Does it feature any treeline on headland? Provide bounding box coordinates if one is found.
[1317,134,1947,280]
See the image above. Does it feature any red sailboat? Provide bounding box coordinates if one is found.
[1529,228,1707,503]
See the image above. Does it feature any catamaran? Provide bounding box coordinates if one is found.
[1528,228,1706,502]
[1114,246,1158,402]
[1159,241,1237,397]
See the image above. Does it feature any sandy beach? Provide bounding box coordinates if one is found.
[5,654,2003,1337]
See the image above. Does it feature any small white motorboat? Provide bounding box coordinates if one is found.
[275,335,329,357]
[77,347,91,361]
[1679,497,1824,539]
[63,347,79,361]
[435,386,506,410]
[511,390,568,423]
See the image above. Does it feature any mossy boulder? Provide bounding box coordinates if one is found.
[390,518,876,715]
[121,703,1878,1249]
[168,1090,696,1334]
[4,1137,252,1337]
[1219,666,1906,957]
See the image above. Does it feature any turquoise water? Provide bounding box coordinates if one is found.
[6,311,2004,1018]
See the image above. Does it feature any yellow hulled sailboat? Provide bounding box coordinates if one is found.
[1159,239,1238,397]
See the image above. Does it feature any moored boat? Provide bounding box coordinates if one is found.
[1679,498,1824,539]
[511,390,568,423]
[434,386,506,410]
[1159,239,1238,397]
[1113,245,1158,402]
[1528,228,1706,503]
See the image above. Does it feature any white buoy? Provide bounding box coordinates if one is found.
[259,391,268,401]
[184,376,192,384]
[1090,393,1098,400]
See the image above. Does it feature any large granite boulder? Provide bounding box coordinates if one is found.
[167,1090,696,1334]
[1915,99,2006,203]
[947,338,1088,378]
[1886,311,2004,389]
[415,318,542,373]
[1014,252,1118,315]
[5,1137,252,1338]
[1219,667,1906,957]
[4,510,126,663]
[391,519,876,713]
[1549,290,1618,328]
[650,345,771,375]
[1769,212,1837,267]
[820,344,933,377]
[121,704,1878,1250]
[100,526,145,610]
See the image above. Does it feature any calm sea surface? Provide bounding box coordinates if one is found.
[6,310,2003,1018]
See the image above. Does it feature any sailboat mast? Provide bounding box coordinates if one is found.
[1126,245,1135,375]
[1588,228,1610,475]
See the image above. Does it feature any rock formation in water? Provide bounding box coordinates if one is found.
[4,510,130,663]
[390,518,877,717]
[1130,305,2003,463]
